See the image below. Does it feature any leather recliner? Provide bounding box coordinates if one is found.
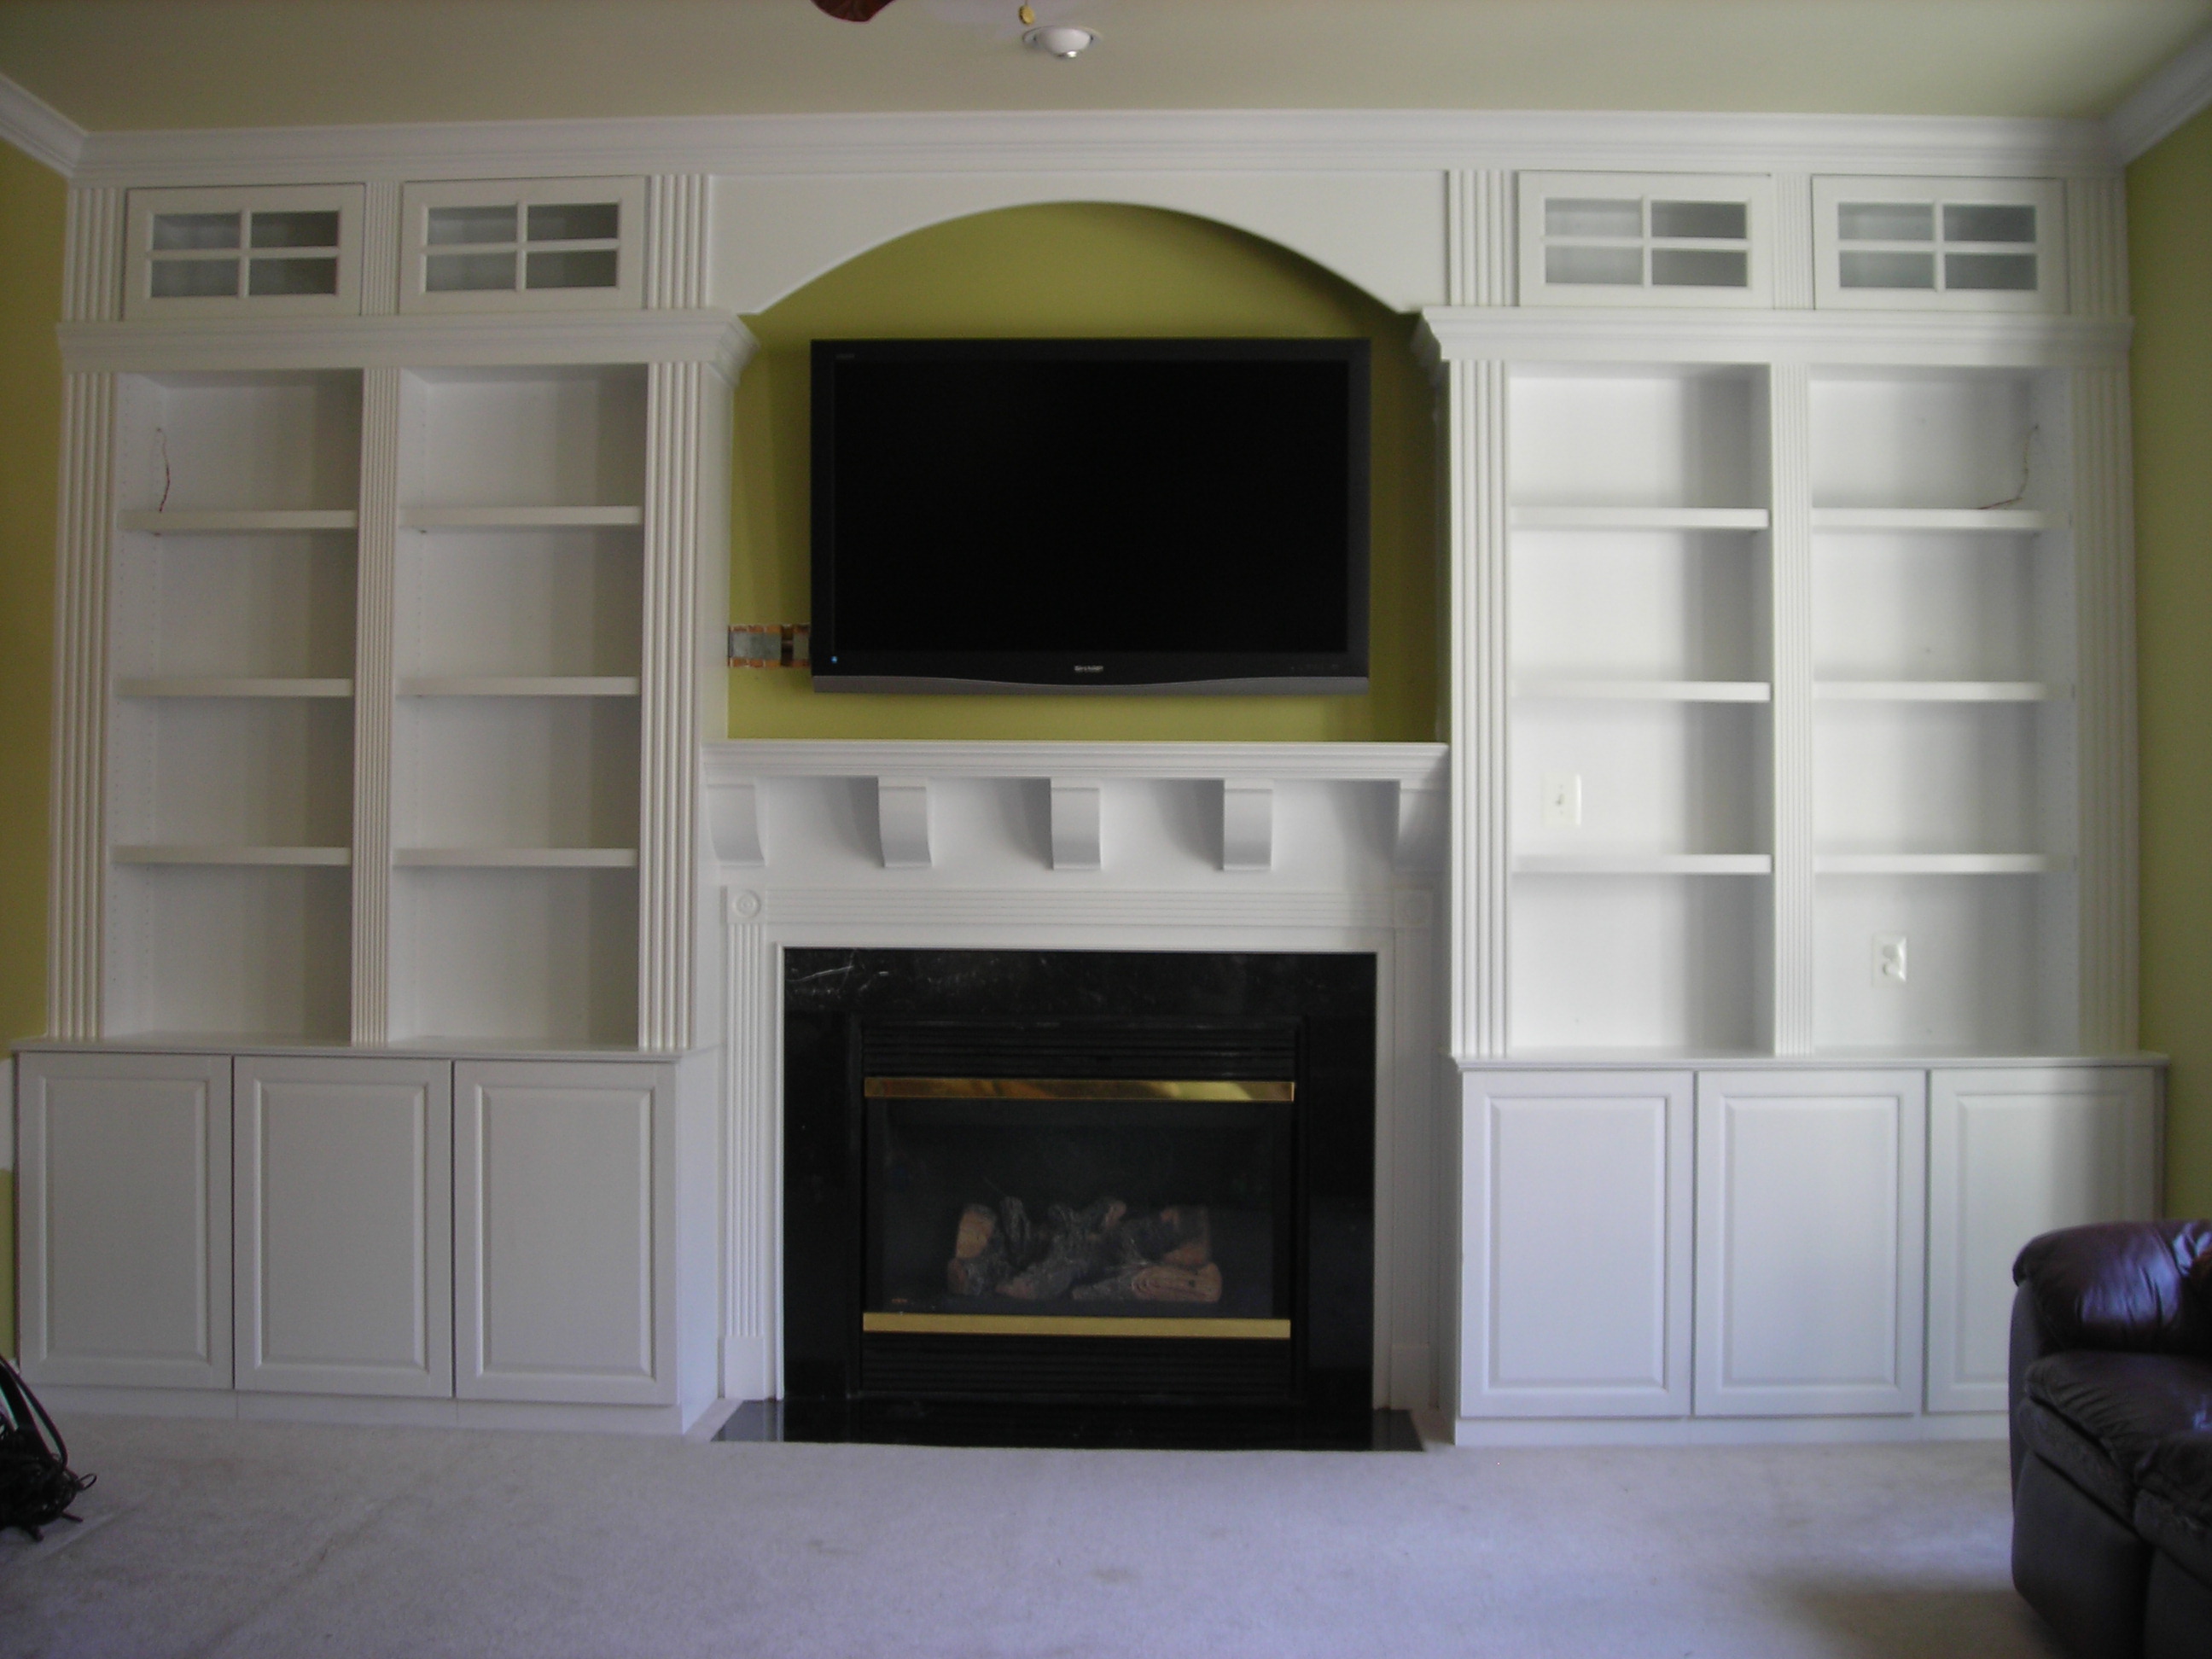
[2009,1220,2212,1659]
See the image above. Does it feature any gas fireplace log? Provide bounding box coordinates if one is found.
[946,1200,1216,1302]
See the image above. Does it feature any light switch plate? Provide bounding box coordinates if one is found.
[1540,771,1583,829]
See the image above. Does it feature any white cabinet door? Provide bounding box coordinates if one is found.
[15,1051,232,1388]
[234,1056,452,1397]
[1924,1066,2158,1413]
[1460,1070,1692,1417]
[453,1060,674,1406]
[1695,1070,1926,1417]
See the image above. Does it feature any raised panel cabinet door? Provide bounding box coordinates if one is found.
[453,1061,675,1406]
[233,1056,453,1397]
[1460,1070,1693,1417]
[1694,1070,1927,1417]
[1925,1066,2158,1414]
[15,1051,233,1388]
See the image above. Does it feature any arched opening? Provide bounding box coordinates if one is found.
[729,202,1438,742]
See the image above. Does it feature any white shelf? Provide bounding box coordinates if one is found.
[1809,509,2057,534]
[114,845,351,867]
[1515,853,1773,875]
[396,677,640,697]
[399,506,643,530]
[116,509,359,534]
[1513,679,1773,702]
[1814,853,2069,875]
[395,847,637,869]
[116,677,353,699]
[1510,507,1771,532]
[1813,680,2066,702]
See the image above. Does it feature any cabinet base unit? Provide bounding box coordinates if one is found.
[1452,1057,2163,1440]
[14,1045,721,1433]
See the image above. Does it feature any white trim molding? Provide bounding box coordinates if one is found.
[0,72,85,176]
[2108,26,2212,163]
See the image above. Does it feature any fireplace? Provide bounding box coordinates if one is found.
[779,948,1388,1447]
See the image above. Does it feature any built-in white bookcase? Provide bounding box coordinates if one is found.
[1807,368,2076,1051]
[389,366,649,1046]
[1507,365,1774,1052]
[107,370,363,1040]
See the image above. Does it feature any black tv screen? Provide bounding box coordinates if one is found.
[809,338,1370,692]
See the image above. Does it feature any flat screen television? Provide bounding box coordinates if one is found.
[809,337,1371,693]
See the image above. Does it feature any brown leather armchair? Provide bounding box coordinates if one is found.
[2009,1220,2212,1659]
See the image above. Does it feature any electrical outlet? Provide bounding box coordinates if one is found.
[1541,771,1583,830]
[1874,933,1908,987]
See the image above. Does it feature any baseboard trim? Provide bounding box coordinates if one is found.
[1447,1412,2008,1447]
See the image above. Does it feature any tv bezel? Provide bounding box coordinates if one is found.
[808,336,1371,695]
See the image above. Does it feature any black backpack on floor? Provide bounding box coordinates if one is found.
[0,1354,94,1540]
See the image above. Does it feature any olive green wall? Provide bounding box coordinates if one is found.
[0,141,67,1354]
[728,203,1439,741]
[2131,105,2212,1217]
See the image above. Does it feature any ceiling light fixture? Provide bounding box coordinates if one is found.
[1022,23,1096,59]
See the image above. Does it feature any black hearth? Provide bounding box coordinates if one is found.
[774,949,1390,1448]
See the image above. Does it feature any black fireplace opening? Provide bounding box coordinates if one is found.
[772,949,1397,1449]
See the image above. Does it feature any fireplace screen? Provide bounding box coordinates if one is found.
[864,1080,1293,1338]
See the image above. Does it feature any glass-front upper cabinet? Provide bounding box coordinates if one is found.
[399,178,646,313]
[1813,178,2065,312]
[1517,172,1775,308]
[124,186,364,319]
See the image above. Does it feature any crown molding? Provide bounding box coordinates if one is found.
[2108,26,2212,162]
[1414,306,2132,371]
[58,308,756,377]
[0,73,85,176]
[68,106,2117,190]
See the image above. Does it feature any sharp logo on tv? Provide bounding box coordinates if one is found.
[810,338,1371,696]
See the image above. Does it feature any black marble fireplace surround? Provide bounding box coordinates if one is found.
[774,948,1405,1449]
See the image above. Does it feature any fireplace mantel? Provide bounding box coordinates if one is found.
[703,738,1449,1409]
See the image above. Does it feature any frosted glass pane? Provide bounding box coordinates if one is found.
[247,256,341,297]
[1545,244,1643,286]
[1837,202,1933,243]
[1651,247,1748,288]
[1546,198,1641,238]
[527,202,620,243]
[425,251,518,292]
[150,258,240,299]
[1944,204,2036,245]
[1650,201,1745,241]
[249,211,340,251]
[427,205,517,247]
[152,212,241,252]
[1945,253,2038,292]
[1838,250,1936,290]
[524,249,620,290]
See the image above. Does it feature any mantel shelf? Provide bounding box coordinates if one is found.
[398,506,644,530]
[116,509,358,533]
[1512,679,1773,702]
[1813,680,2068,702]
[1808,509,2059,533]
[394,847,638,868]
[1511,506,1772,531]
[1815,853,2071,875]
[1513,853,1773,875]
[114,844,351,866]
[397,676,641,697]
[116,677,353,698]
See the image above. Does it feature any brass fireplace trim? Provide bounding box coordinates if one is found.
[863,1312,1292,1340]
[863,1077,1294,1102]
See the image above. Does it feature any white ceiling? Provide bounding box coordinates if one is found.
[0,0,2207,133]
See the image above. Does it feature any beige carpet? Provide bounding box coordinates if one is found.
[0,1416,2064,1658]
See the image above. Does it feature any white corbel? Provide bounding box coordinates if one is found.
[705,780,765,867]
[1221,777,1274,873]
[876,776,934,869]
[1050,778,1103,870]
